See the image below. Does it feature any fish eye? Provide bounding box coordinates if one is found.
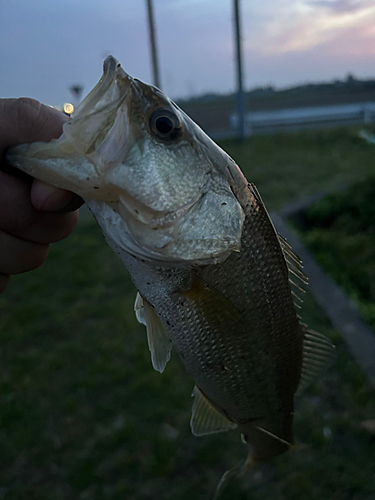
[149,109,181,141]
[156,116,173,134]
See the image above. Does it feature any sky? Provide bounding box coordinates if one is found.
[1,0,375,106]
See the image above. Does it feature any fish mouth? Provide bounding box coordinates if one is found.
[6,56,136,198]
[73,56,132,120]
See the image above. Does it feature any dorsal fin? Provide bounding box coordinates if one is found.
[190,386,237,436]
[278,233,308,308]
[296,327,336,396]
[247,182,264,206]
[246,184,308,308]
[134,292,172,373]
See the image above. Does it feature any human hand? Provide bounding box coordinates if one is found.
[0,98,83,293]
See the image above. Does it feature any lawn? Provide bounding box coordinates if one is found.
[1,126,375,499]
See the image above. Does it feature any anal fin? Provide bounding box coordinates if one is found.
[134,292,172,373]
[190,386,237,436]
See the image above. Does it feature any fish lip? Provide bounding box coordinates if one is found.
[72,55,133,120]
[102,55,119,75]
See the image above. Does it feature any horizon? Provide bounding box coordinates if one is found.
[176,71,373,101]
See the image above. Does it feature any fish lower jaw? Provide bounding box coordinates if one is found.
[117,191,199,229]
[86,196,241,267]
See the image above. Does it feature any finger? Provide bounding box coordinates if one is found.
[0,98,67,152]
[31,179,84,212]
[0,273,10,294]
[0,161,33,182]
[0,98,83,213]
[0,170,80,244]
[57,193,84,213]
[31,180,74,211]
[0,230,49,275]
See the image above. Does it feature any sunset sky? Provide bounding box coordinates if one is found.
[1,0,375,105]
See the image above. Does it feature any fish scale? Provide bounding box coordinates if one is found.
[198,189,303,401]
[192,194,297,421]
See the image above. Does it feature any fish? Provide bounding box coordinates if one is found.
[7,56,335,496]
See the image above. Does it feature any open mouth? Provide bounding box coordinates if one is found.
[73,56,132,120]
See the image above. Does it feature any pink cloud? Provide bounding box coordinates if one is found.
[321,20,375,56]
[309,0,371,14]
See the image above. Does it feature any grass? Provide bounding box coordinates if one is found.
[221,125,375,211]
[1,126,375,499]
[295,177,375,332]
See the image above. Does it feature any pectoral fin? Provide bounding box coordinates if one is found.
[134,292,172,373]
[134,291,146,325]
[190,386,237,436]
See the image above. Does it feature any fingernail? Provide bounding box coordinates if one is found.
[31,180,73,211]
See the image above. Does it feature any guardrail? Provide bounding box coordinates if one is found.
[228,101,375,136]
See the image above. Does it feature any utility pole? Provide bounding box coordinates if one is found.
[233,0,246,141]
[146,0,161,89]
[69,84,84,113]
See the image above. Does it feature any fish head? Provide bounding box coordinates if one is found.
[8,56,245,265]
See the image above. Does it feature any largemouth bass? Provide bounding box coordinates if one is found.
[8,56,335,495]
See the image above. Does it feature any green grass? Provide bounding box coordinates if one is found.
[221,125,375,210]
[296,177,375,331]
[1,126,375,499]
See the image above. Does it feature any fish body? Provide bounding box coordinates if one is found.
[130,184,302,462]
[8,57,334,476]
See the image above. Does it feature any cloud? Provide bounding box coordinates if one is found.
[309,0,370,14]
[246,0,375,55]
[242,1,375,89]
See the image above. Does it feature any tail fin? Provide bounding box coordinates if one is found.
[213,459,244,500]
[213,450,259,500]
[213,430,296,499]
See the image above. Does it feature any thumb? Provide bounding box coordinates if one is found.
[0,98,67,152]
